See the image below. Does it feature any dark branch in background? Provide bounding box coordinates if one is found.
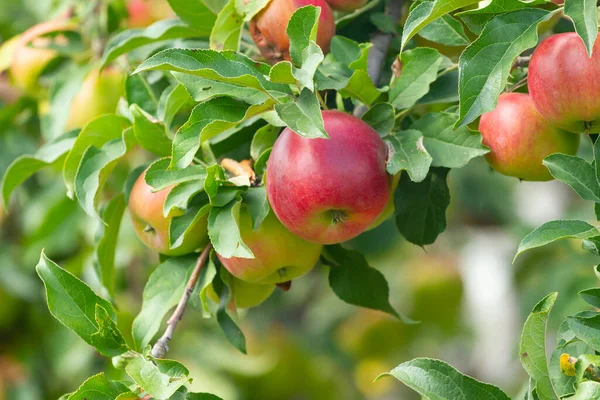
[354,0,404,117]
[513,55,531,69]
[151,244,212,359]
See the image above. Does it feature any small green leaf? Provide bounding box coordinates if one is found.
[169,193,210,250]
[378,358,510,399]
[90,304,130,357]
[362,103,395,137]
[544,154,600,202]
[212,266,247,353]
[274,88,327,138]
[519,292,559,400]
[395,168,450,246]
[125,73,159,115]
[457,0,535,35]
[145,158,207,190]
[571,381,600,399]
[131,104,172,157]
[126,355,191,399]
[568,314,600,353]
[579,288,600,308]
[157,84,193,130]
[386,130,432,182]
[564,0,598,57]
[169,0,220,25]
[94,194,126,297]
[250,124,279,161]
[208,198,254,259]
[389,47,443,110]
[515,220,599,260]
[242,187,270,230]
[67,373,133,400]
[164,180,206,217]
[210,0,243,51]
[418,15,470,47]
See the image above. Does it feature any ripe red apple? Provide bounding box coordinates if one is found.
[206,277,275,309]
[368,172,400,230]
[10,19,76,94]
[325,0,366,12]
[65,67,125,130]
[216,209,322,284]
[479,92,580,181]
[529,32,600,133]
[126,0,173,28]
[266,110,391,244]
[249,0,336,63]
[128,169,209,255]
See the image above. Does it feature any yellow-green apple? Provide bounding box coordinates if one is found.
[325,0,366,12]
[10,19,76,93]
[529,33,600,133]
[128,168,209,255]
[266,110,391,244]
[479,92,579,181]
[206,277,275,308]
[249,0,335,63]
[216,209,322,284]
[65,67,125,130]
[126,0,173,28]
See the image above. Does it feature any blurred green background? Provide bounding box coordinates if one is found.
[1,1,598,399]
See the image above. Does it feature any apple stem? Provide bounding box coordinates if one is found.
[221,158,256,185]
[150,244,213,359]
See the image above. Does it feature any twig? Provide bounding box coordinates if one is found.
[354,0,404,117]
[513,56,531,69]
[221,158,256,185]
[151,244,212,359]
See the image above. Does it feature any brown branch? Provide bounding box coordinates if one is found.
[151,244,212,359]
[221,158,256,185]
[354,0,404,117]
[513,56,531,69]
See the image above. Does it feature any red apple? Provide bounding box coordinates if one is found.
[126,0,173,28]
[216,208,322,284]
[479,92,579,181]
[249,0,336,63]
[128,168,209,255]
[529,32,600,133]
[65,67,125,130]
[325,0,367,12]
[206,277,275,309]
[266,110,391,244]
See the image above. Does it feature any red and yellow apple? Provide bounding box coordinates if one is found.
[479,92,580,181]
[206,277,275,309]
[216,209,322,284]
[529,32,600,133]
[65,67,125,130]
[10,19,76,93]
[249,0,336,63]
[266,110,391,244]
[325,0,367,12]
[128,169,209,255]
[126,0,174,28]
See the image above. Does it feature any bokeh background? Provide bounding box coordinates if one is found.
[0,1,596,399]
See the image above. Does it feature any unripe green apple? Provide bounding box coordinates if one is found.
[249,0,336,63]
[216,209,322,284]
[479,92,579,181]
[128,169,209,255]
[325,0,367,12]
[206,277,275,309]
[266,110,391,244]
[65,67,125,130]
[10,19,76,94]
[529,32,600,133]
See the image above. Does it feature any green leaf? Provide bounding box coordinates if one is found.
[94,194,126,297]
[174,72,270,105]
[101,19,206,67]
[564,0,598,57]
[457,0,535,35]
[395,167,450,246]
[386,130,432,182]
[389,47,443,110]
[549,321,589,398]
[326,244,416,323]
[378,358,510,399]
[519,292,559,400]
[126,355,191,399]
[134,49,291,100]
[242,187,270,230]
[544,154,600,202]
[132,255,197,350]
[131,104,172,157]
[418,15,470,46]
[212,265,247,353]
[169,0,220,25]
[575,354,600,388]
[340,69,382,105]
[579,288,600,308]
[125,73,159,115]
[36,252,122,353]
[411,112,489,168]
[418,69,459,105]
[401,0,480,49]
[145,158,207,190]
[186,394,223,400]
[210,0,243,51]
[90,304,130,356]
[157,84,193,130]
[362,103,395,137]
[274,88,327,138]
[456,9,552,127]
[570,381,600,399]
[208,198,254,258]
[169,193,210,249]
[75,128,137,220]
[164,180,206,217]
[2,129,78,208]
[250,124,279,161]
[173,97,274,168]
[568,314,600,352]
[63,115,131,198]
[515,220,599,260]
[67,373,133,400]
[286,6,324,88]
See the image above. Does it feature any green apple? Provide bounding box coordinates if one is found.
[206,277,276,309]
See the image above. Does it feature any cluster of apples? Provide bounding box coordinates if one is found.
[128,110,397,309]
[249,0,365,63]
[479,32,600,181]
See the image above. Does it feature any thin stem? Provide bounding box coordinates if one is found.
[317,91,328,110]
[151,244,212,359]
